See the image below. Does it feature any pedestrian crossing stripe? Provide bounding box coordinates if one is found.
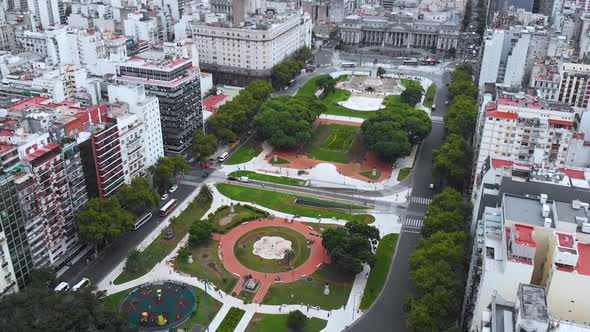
[409,196,432,205]
[404,218,423,227]
[178,180,200,187]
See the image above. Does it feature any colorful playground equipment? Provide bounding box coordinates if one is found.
[157,289,162,304]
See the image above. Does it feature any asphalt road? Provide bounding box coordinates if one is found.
[60,168,211,287]
[346,71,450,332]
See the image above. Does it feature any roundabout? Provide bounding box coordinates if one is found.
[215,217,330,303]
[118,282,196,330]
[234,226,311,273]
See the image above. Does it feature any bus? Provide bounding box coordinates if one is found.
[341,62,356,68]
[131,212,152,231]
[218,152,229,162]
[160,199,178,217]
[403,59,419,66]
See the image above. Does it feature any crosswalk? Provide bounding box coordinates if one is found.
[178,179,200,187]
[402,217,424,234]
[409,196,432,205]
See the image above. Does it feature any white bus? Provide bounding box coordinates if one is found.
[72,278,90,291]
[341,62,356,68]
[131,212,152,231]
[160,199,178,217]
[55,282,70,291]
[218,152,229,162]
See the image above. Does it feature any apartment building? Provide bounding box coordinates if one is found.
[558,62,590,108]
[116,52,202,156]
[467,161,590,329]
[191,10,312,85]
[107,84,164,168]
[529,62,560,101]
[87,118,125,198]
[475,92,575,175]
[479,28,531,89]
[111,103,145,183]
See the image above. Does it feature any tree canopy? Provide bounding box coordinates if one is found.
[272,60,304,90]
[294,46,313,63]
[400,81,424,107]
[76,198,134,246]
[150,156,190,193]
[124,248,147,273]
[192,131,219,162]
[316,75,336,97]
[322,221,379,273]
[361,104,431,161]
[0,287,129,331]
[256,96,325,150]
[115,177,159,217]
[432,134,472,190]
[444,95,478,139]
[188,220,214,247]
[287,310,308,331]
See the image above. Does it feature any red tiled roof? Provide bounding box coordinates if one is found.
[559,168,586,179]
[0,130,14,137]
[487,110,518,120]
[9,97,50,111]
[485,103,497,111]
[514,224,536,248]
[576,243,590,276]
[23,143,59,163]
[549,119,574,126]
[557,233,575,248]
[203,95,229,113]
[491,159,513,169]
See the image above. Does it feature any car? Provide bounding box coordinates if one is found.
[429,183,435,190]
[202,172,209,178]
[169,184,178,193]
[238,176,250,183]
[161,193,169,201]
[228,176,238,181]
[54,282,70,291]
[72,278,90,291]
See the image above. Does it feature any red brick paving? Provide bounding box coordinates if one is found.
[268,118,392,182]
[213,218,329,303]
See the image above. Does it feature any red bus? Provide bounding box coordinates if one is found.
[160,199,178,217]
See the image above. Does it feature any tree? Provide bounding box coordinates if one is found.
[445,95,478,139]
[287,310,307,331]
[246,80,273,101]
[151,156,190,192]
[124,249,146,273]
[377,66,386,77]
[272,60,304,90]
[189,220,214,247]
[76,198,134,247]
[449,79,478,100]
[116,177,159,217]
[295,46,313,63]
[316,75,336,97]
[322,222,379,273]
[361,105,431,161]
[0,287,130,331]
[432,134,471,190]
[421,210,464,238]
[400,81,424,107]
[256,96,324,150]
[30,267,56,289]
[430,187,469,216]
[192,131,219,162]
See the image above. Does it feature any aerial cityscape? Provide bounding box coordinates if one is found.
[0,0,587,331]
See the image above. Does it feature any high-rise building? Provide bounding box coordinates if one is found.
[116,52,202,156]
[87,118,125,198]
[111,103,145,183]
[479,28,531,89]
[557,62,590,109]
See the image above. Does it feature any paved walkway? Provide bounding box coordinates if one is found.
[214,217,330,303]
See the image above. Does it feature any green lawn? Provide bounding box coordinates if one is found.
[401,79,415,87]
[114,190,213,284]
[229,170,305,186]
[225,145,262,165]
[234,226,311,273]
[216,184,374,223]
[271,158,290,165]
[305,124,360,164]
[322,89,377,119]
[423,83,437,108]
[245,314,327,332]
[397,168,411,182]
[103,286,223,331]
[174,240,238,293]
[208,204,268,233]
[297,75,326,97]
[383,95,404,107]
[216,307,245,332]
[360,170,381,180]
[262,264,355,310]
[359,234,399,310]
[179,286,223,330]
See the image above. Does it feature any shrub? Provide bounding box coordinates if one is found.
[287,310,307,331]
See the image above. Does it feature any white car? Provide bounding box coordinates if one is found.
[161,193,169,201]
[72,278,90,291]
[429,183,435,190]
[238,176,250,183]
[169,184,178,193]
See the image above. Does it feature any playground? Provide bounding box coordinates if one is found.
[119,282,197,330]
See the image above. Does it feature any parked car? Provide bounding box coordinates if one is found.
[202,172,209,178]
[169,184,178,193]
[238,176,250,183]
[228,176,238,181]
[161,193,169,201]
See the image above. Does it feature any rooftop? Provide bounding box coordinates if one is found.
[503,194,550,227]
[555,242,590,276]
[513,224,536,247]
[518,284,549,322]
[122,55,191,71]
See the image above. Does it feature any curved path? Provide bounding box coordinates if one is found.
[214,217,330,303]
